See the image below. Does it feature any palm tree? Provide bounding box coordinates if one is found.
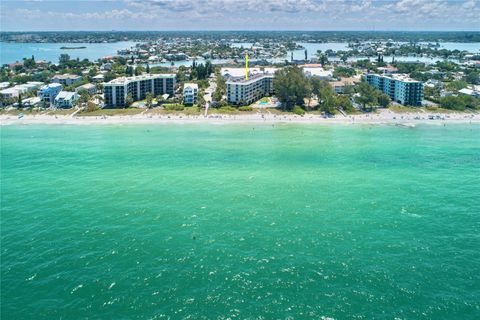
[97,95,104,108]
[315,50,329,65]
[146,92,153,109]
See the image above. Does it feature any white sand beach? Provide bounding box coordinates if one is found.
[1,109,479,126]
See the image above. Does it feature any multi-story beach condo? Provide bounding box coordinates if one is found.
[103,74,176,107]
[364,73,423,106]
[37,83,63,106]
[227,73,274,105]
[183,83,198,105]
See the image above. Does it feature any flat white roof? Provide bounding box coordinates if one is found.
[40,83,63,89]
[52,74,81,80]
[105,73,175,85]
[367,73,421,83]
[226,73,274,85]
[303,68,332,77]
[77,83,95,89]
[184,83,198,90]
[459,88,475,95]
[221,67,277,78]
[0,88,19,94]
[55,91,77,100]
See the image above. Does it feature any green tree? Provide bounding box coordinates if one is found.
[440,95,479,111]
[104,72,116,82]
[274,66,311,111]
[343,85,355,96]
[77,90,90,108]
[86,101,98,112]
[198,90,206,107]
[316,50,328,65]
[446,80,468,92]
[355,82,378,111]
[23,56,36,69]
[213,72,226,103]
[125,94,134,108]
[465,70,480,85]
[135,66,145,76]
[59,54,70,65]
[176,66,189,82]
[334,94,354,112]
[95,83,104,93]
[333,66,355,78]
[146,92,153,109]
[377,93,391,108]
[320,93,335,114]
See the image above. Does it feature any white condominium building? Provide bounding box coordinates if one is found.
[226,73,274,105]
[103,74,176,107]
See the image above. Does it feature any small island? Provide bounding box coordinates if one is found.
[60,46,86,50]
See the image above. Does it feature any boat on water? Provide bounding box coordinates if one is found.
[60,46,87,50]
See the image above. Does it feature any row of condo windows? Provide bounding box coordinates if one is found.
[230,89,272,97]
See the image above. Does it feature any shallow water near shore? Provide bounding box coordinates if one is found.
[1,124,480,319]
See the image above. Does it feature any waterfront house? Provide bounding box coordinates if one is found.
[75,83,97,95]
[100,63,112,71]
[329,77,361,94]
[38,83,63,106]
[459,86,480,98]
[425,79,443,89]
[52,74,82,86]
[183,83,198,105]
[0,82,44,99]
[0,88,20,99]
[92,74,105,83]
[303,67,333,80]
[22,97,41,107]
[54,91,79,108]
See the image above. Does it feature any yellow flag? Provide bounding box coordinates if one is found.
[245,53,249,80]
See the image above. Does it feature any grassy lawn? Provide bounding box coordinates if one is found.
[181,106,202,115]
[78,108,144,116]
[147,106,202,116]
[44,109,76,115]
[422,106,464,114]
[211,106,239,114]
[0,108,74,116]
[388,105,420,113]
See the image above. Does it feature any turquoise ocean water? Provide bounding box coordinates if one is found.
[1,124,479,319]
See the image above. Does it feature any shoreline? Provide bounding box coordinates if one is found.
[1,110,480,126]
